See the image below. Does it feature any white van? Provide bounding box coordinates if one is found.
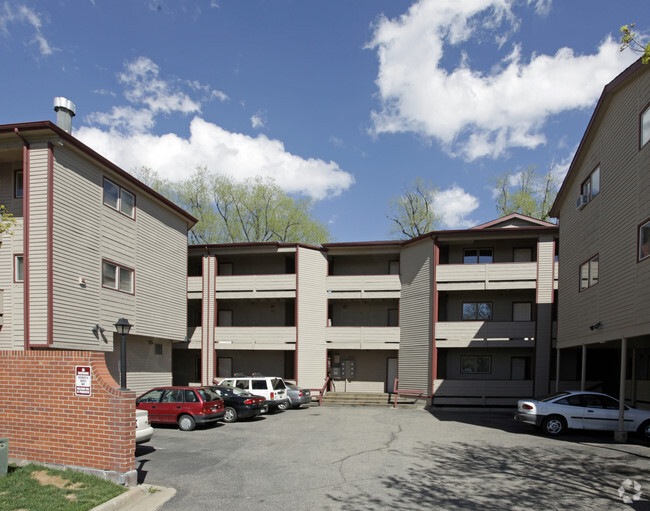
[218,375,290,412]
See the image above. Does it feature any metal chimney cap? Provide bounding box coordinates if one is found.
[53,97,76,116]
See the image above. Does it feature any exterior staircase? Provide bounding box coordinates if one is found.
[316,392,426,409]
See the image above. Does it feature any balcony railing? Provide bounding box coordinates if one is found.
[326,275,401,298]
[436,262,537,290]
[435,321,535,347]
[214,326,296,350]
[326,326,400,349]
[433,379,534,405]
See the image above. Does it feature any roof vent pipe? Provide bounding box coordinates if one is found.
[53,97,76,134]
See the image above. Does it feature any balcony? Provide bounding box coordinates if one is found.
[435,321,535,348]
[436,262,537,291]
[326,326,400,349]
[326,275,401,299]
[214,326,296,350]
[187,276,202,294]
[215,274,296,298]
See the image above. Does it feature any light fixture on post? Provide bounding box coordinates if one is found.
[114,318,133,390]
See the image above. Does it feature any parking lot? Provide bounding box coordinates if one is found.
[136,407,650,510]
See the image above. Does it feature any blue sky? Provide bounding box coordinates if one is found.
[1,0,648,241]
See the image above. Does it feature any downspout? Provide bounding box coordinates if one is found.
[14,128,30,350]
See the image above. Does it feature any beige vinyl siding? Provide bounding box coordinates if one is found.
[105,336,172,396]
[0,218,24,349]
[26,145,49,345]
[296,246,327,389]
[398,239,433,393]
[557,67,650,348]
[202,255,216,385]
[50,146,190,350]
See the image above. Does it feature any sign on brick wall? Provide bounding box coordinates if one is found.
[75,366,92,396]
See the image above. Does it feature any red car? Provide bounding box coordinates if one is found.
[136,386,225,431]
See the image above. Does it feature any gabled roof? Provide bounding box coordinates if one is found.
[549,58,647,218]
[469,213,556,230]
[0,121,197,227]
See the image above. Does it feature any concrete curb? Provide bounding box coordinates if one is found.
[90,484,176,511]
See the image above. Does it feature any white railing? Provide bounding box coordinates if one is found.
[216,274,296,292]
[214,326,296,349]
[187,276,202,293]
[433,379,534,405]
[436,262,537,290]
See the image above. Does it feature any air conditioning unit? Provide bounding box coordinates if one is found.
[575,194,589,210]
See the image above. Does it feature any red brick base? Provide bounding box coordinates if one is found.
[0,350,135,481]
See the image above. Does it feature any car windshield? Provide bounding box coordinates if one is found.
[286,383,298,390]
[196,388,220,402]
[539,392,572,402]
[271,378,286,390]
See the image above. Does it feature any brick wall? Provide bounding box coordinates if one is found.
[0,350,135,475]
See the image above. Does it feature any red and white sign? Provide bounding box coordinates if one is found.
[75,366,92,396]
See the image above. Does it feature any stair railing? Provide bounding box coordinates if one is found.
[392,378,427,408]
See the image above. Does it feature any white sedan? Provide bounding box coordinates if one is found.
[135,409,154,444]
[514,391,650,437]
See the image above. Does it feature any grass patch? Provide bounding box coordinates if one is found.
[0,464,127,511]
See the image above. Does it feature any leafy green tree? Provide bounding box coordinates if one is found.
[386,177,442,239]
[493,165,559,222]
[134,167,331,244]
[620,24,650,64]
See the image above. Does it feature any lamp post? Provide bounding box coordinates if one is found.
[114,318,133,390]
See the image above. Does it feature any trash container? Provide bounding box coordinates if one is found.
[0,438,8,476]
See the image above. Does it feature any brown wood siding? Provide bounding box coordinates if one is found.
[398,239,433,392]
[296,246,327,389]
[557,66,650,348]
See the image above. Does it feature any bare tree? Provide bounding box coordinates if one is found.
[387,178,442,239]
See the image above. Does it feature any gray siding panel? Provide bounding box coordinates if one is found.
[399,239,433,393]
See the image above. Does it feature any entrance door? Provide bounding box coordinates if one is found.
[218,357,232,378]
[386,358,398,393]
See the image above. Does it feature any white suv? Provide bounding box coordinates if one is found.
[218,375,290,412]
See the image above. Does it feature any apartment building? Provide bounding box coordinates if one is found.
[178,213,558,405]
[550,59,650,407]
[0,110,196,395]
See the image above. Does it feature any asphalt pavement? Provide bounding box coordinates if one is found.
[134,406,650,510]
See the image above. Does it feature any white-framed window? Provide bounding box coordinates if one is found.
[461,355,491,374]
[102,260,134,294]
[581,166,600,202]
[14,254,23,282]
[15,170,23,199]
[463,248,493,264]
[462,302,492,320]
[639,219,650,262]
[642,104,650,149]
[103,178,135,219]
[579,255,599,291]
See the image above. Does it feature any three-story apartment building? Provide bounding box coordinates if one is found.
[0,114,196,395]
[179,214,558,405]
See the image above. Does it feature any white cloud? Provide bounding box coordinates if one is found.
[434,185,479,229]
[250,112,266,129]
[0,2,53,56]
[76,117,354,200]
[80,57,354,200]
[367,0,635,161]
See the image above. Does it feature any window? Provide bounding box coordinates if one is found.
[15,170,23,198]
[103,178,135,218]
[462,302,492,320]
[463,248,493,264]
[639,219,650,262]
[102,260,134,294]
[579,255,599,291]
[154,344,163,356]
[581,166,600,202]
[642,104,650,148]
[461,356,491,374]
[512,302,532,321]
[14,255,23,282]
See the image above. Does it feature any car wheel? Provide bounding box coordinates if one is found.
[541,415,566,436]
[224,407,237,423]
[637,420,650,440]
[292,404,302,409]
[277,401,289,411]
[178,414,196,431]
